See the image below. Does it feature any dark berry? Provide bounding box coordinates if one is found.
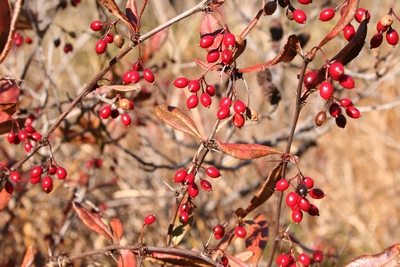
[329,103,342,117]
[5,182,14,194]
[308,204,320,216]
[111,109,120,119]
[335,114,347,128]
[370,33,383,49]
[309,188,324,199]
[296,183,308,197]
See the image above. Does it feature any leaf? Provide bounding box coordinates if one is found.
[0,188,11,211]
[98,0,137,33]
[118,249,137,267]
[243,164,283,215]
[244,214,269,267]
[99,84,141,92]
[155,104,202,140]
[110,218,124,243]
[216,141,283,159]
[226,253,251,267]
[344,244,400,267]
[72,202,113,241]
[195,58,222,71]
[239,35,300,73]
[0,79,20,117]
[125,0,138,28]
[20,246,35,267]
[0,0,23,64]
[199,14,224,51]
[172,202,195,246]
[317,0,360,48]
[232,251,254,262]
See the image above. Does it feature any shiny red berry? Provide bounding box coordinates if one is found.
[174,169,187,183]
[41,176,54,193]
[24,142,33,152]
[90,20,103,31]
[298,253,311,266]
[95,39,107,54]
[386,27,399,45]
[213,224,224,236]
[206,167,221,178]
[144,214,156,225]
[232,113,245,128]
[221,48,233,65]
[18,130,28,141]
[235,225,246,238]
[143,69,155,83]
[346,106,361,119]
[100,106,112,119]
[105,33,114,43]
[56,167,67,180]
[7,132,16,143]
[10,171,21,183]
[179,211,189,224]
[313,250,324,263]
[276,254,291,267]
[302,177,314,189]
[309,188,325,199]
[370,33,383,49]
[217,107,230,120]
[173,77,189,88]
[200,179,212,192]
[355,8,370,23]
[121,113,132,127]
[298,197,311,212]
[188,80,201,93]
[184,173,195,184]
[206,49,220,63]
[297,0,311,4]
[223,33,236,48]
[276,179,289,191]
[340,97,354,108]
[205,85,216,96]
[293,9,307,24]
[319,81,334,100]
[30,166,43,178]
[319,8,335,21]
[339,74,355,89]
[292,208,303,223]
[186,95,199,109]
[303,70,318,87]
[329,62,345,80]
[219,97,232,108]
[199,35,214,48]
[286,192,299,207]
[188,182,199,198]
[376,21,389,33]
[233,100,246,114]
[343,24,355,41]
[30,132,42,142]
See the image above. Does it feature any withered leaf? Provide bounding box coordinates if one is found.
[239,35,299,73]
[344,244,400,267]
[118,249,137,267]
[216,141,283,159]
[0,0,11,57]
[72,202,113,240]
[225,253,251,267]
[98,0,137,33]
[110,218,124,243]
[99,84,141,92]
[244,214,269,267]
[155,104,202,140]
[0,188,11,211]
[125,0,138,28]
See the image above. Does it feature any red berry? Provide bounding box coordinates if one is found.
[184,173,195,184]
[319,81,334,100]
[219,97,232,108]
[188,182,199,198]
[41,176,53,193]
[206,167,221,178]
[132,62,143,71]
[200,179,212,192]
[297,0,311,4]
[105,33,114,43]
[340,97,353,108]
[292,208,303,223]
[221,49,233,65]
[346,106,361,119]
[174,169,187,183]
[376,21,389,33]
[173,77,189,88]
[10,171,21,183]
[121,113,132,127]
[386,27,399,45]
[5,182,14,194]
[313,250,324,263]
[302,177,314,189]
[233,100,246,114]
[298,197,311,212]
[100,106,112,119]
[343,24,355,41]
[303,70,318,87]
[24,142,33,152]
[329,103,342,117]
[199,35,214,48]
[49,165,57,175]
[90,20,103,31]
[122,70,134,84]
[130,71,140,84]
[213,224,225,236]
[188,80,201,93]
[293,9,307,24]
[217,107,230,120]
[31,166,43,178]
[329,62,345,80]
[144,214,156,225]
[25,37,33,44]
[319,8,335,21]
[205,85,216,96]
[56,167,67,180]
[206,49,220,63]
[339,74,355,89]
[232,113,245,128]
[111,109,120,119]
[235,225,246,238]
[63,43,73,53]
[309,188,325,199]
[143,69,155,83]
[95,39,107,54]
[223,33,236,48]
[7,132,16,143]
[30,132,42,142]
[286,192,299,207]
[276,179,289,191]
[201,93,212,108]
[30,176,41,184]
[335,114,347,128]
[220,255,229,266]
[308,204,320,216]
[370,33,383,49]
[25,125,35,134]
[18,130,28,141]
[355,8,370,23]
[186,95,199,109]
[276,254,291,267]
[179,211,189,224]
[298,253,310,266]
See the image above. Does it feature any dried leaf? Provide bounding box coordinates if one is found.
[216,227,238,251]
[317,0,360,48]
[172,202,195,246]
[344,244,400,267]
[98,0,137,33]
[72,202,113,240]
[226,253,251,267]
[110,218,124,243]
[155,104,202,140]
[0,103,17,115]
[20,246,35,267]
[0,0,23,64]
[0,188,11,211]
[118,249,137,267]
[199,14,224,51]
[244,164,283,215]
[99,84,141,92]
[125,0,138,28]
[195,58,222,71]
[232,251,254,262]
[239,35,300,73]
[0,79,20,116]
[216,141,283,159]
[0,118,24,135]
[244,214,269,267]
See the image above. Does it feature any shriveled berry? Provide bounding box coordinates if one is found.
[144,214,156,225]
[298,253,311,266]
[319,81,334,100]
[186,95,199,109]
[221,48,233,65]
[293,9,307,24]
[346,106,361,119]
[329,62,345,80]
[200,179,212,192]
[286,192,299,207]
[114,34,125,48]
[41,176,53,193]
[121,113,132,127]
[315,111,327,126]
[302,177,314,189]
[90,20,103,31]
[292,208,303,223]
[179,211,189,224]
[370,33,383,49]
[235,225,246,238]
[219,97,232,108]
[206,167,221,178]
[143,69,155,83]
[205,85,216,96]
[100,106,112,119]
[95,39,107,54]
[339,74,355,89]
[335,114,347,128]
[276,179,289,191]
[31,166,43,178]
[10,171,21,183]
[173,77,189,88]
[217,107,230,120]
[174,169,187,183]
[233,100,246,114]
[308,204,320,216]
[56,167,67,180]
[329,103,342,117]
[309,188,324,199]
[313,250,324,262]
[206,49,220,63]
[188,182,199,198]
[319,8,335,21]
[199,35,214,48]
[386,27,399,46]
[343,24,356,41]
[232,113,245,128]
[188,80,201,93]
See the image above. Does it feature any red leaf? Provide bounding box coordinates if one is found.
[239,35,300,73]
[216,141,283,159]
[98,0,137,33]
[20,246,35,267]
[110,218,124,243]
[317,0,360,48]
[118,249,137,267]
[155,104,202,140]
[244,214,269,267]
[0,188,11,211]
[345,244,400,267]
[0,0,11,56]
[0,79,20,117]
[72,202,113,240]
[195,58,222,71]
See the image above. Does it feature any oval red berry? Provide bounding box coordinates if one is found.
[144,214,156,225]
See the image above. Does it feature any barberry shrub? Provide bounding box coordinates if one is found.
[0,0,400,266]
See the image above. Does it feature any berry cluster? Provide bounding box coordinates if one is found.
[28,163,67,194]
[200,31,237,65]
[276,249,323,267]
[13,32,33,47]
[99,97,135,127]
[276,176,323,223]
[371,13,399,48]
[122,61,155,84]
[89,20,126,54]
[7,115,42,153]
[173,77,215,110]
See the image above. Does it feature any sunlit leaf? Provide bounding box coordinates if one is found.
[72,202,113,240]
[344,244,400,267]
[98,0,137,33]
[216,141,283,159]
[244,214,269,267]
[0,188,11,211]
[155,104,202,140]
[118,249,137,267]
[110,218,124,243]
[20,246,35,267]
[239,35,300,73]
[99,84,141,92]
